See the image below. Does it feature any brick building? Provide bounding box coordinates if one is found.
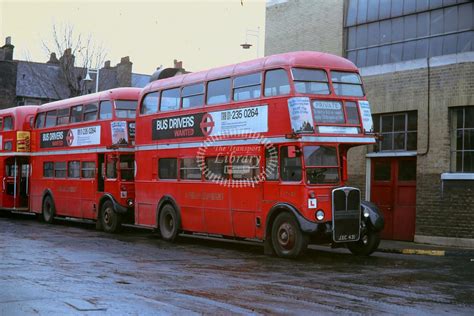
[265,0,474,247]
[0,37,152,109]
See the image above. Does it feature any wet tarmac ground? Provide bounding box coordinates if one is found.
[1,213,473,315]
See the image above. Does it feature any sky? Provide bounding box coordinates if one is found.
[0,0,266,74]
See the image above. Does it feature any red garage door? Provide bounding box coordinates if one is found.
[371,157,417,241]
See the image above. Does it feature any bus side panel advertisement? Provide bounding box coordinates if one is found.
[288,97,315,133]
[152,105,268,140]
[358,100,374,133]
[40,126,101,148]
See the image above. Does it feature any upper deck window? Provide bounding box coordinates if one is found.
[264,69,290,97]
[0,118,3,130]
[57,108,70,125]
[115,100,137,118]
[331,71,364,97]
[182,84,204,109]
[3,116,13,131]
[35,113,45,128]
[70,105,83,123]
[99,101,113,120]
[292,68,330,95]
[207,78,231,105]
[45,110,57,127]
[233,73,262,101]
[84,103,98,121]
[141,92,159,115]
[161,88,180,111]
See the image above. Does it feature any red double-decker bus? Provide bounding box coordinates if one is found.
[0,106,38,212]
[134,51,384,258]
[29,88,140,232]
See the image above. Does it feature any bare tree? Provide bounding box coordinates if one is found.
[40,23,108,97]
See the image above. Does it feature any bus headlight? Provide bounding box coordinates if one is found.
[127,199,134,207]
[363,208,370,218]
[316,210,325,221]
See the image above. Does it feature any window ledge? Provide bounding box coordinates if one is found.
[366,151,417,158]
[441,173,474,181]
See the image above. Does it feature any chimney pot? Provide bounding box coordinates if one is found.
[5,37,11,45]
[104,60,111,68]
[120,56,131,64]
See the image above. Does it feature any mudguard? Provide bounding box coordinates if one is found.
[266,203,319,235]
[100,193,128,214]
[361,200,384,232]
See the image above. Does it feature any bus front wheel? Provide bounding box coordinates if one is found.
[159,204,179,242]
[100,201,122,233]
[271,212,308,258]
[42,195,55,224]
[347,231,380,256]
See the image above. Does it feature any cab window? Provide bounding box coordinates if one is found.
[280,146,302,181]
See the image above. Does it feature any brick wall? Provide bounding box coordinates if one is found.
[348,57,474,240]
[265,0,344,56]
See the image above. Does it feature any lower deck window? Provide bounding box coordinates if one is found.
[54,162,67,178]
[43,162,54,178]
[68,161,80,178]
[81,161,96,178]
[231,156,260,180]
[159,158,177,179]
[180,158,201,180]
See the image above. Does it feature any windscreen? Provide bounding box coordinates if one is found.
[304,146,339,184]
[115,100,137,119]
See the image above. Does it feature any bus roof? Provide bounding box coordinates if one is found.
[143,51,358,93]
[37,87,142,113]
[0,105,39,130]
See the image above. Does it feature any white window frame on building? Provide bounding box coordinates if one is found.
[449,106,474,173]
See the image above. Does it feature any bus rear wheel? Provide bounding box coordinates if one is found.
[347,231,380,256]
[271,212,308,258]
[159,204,179,242]
[42,195,55,223]
[100,201,122,233]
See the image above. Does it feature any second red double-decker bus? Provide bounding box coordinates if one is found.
[29,88,140,232]
[134,51,384,258]
[0,106,38,213]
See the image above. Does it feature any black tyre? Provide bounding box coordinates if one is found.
[100,200,122,233]
[42,195,55,223]
[271,212,308,258]
[347,231,380,256]
[159,204,179,241]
